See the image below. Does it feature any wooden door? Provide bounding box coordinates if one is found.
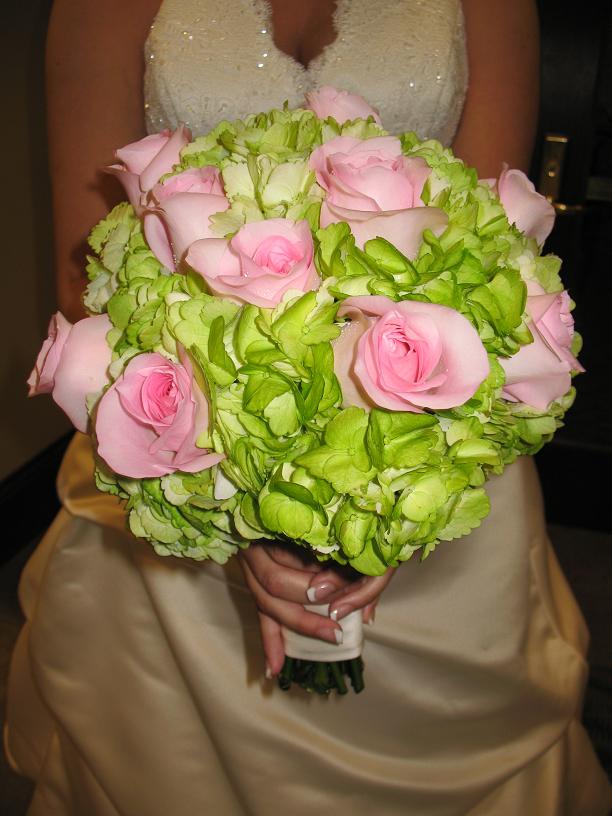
[533,0,612,530]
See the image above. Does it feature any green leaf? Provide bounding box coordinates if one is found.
[243,371,291,413]
[333,499,377,558]
[401,475,448,522]
[264,391,300,436]
[271,481,327,524]
[258,490,314,539]
[363,237,416,280]
[324,406,369,452]
[315,222,353,278]
[234,304,274,363]
[436,488,490,541]
[366,410,439,470]
[207,315,237,386]
[88,202,136,254]
[271,291,317,360]
[296,407,374,493]
[449,438,502,466]
[347,539,389,576]
[234,493,271,540]
[107,292,138,330]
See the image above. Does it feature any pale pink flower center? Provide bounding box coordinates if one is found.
[252,236,302,276]
[141,371,181,423]
[368,312,447,393]
[382,325,428,382]
[117,364,189,431]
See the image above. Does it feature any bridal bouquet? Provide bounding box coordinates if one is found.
[30,87,581,693]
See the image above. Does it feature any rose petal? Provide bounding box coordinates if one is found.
[322,202,448,259]
[332,306,375,410]
[115,131,171,175]
[144,211,177,271]
[53,314,113,432]
[105,166,144,212]
[497,166,555,245]
[501,328,572,410]
[304,86,382,125]
[154,192,230,263]
[139,125,192,192]
[27,312,72,396]
[152,166,224,201]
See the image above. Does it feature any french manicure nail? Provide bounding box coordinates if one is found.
[307,581,336,603]
[317,627,343,645]
[330,604,351,622]
[265,665,273,680]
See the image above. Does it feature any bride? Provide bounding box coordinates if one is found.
[6,0,611,813]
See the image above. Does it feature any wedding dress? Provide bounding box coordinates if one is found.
[5,1,612,813]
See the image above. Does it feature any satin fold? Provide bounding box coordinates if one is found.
[5,433,611,815]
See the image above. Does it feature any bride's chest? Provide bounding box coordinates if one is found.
[145,0,467,144]
[263,0,339,69]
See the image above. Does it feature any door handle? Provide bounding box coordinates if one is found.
[537,134,584,214]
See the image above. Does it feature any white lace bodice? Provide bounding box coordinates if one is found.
[144,0,468,143]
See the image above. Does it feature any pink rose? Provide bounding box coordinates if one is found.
[186,218,320,308]
[28,313,112,432]
[311,136,430,212]
[304,86,382,125]
[96,352,223,478]
[488,165,555,245]
[107,128,229,271]
[310,135,445,255]
[501,282,583,409]
[143,166,229,271]
[106,127,191,212]
[334,296,490,412]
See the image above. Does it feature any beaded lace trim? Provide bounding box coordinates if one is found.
[144,0,468,143]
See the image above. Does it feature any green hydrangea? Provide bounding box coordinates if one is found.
[81,104,579,575]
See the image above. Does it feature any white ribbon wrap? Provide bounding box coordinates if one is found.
[282,604,364,661]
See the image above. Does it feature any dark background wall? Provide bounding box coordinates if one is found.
[533,0,612,531]
[0,1,69,482]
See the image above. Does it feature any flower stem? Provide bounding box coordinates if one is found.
[276,657,364,695]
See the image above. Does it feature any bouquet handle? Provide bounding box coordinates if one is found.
[279,605,365,694]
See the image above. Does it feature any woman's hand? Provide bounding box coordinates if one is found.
[239,544,395,676]
[307,566,395,627]
[239,544,351,675]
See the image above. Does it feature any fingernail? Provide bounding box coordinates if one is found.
[317,626,343,645]
[329,604,351,622]
[265,665,273,680]
[307,581,337,603]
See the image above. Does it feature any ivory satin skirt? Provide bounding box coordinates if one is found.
[5,434,611,815]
